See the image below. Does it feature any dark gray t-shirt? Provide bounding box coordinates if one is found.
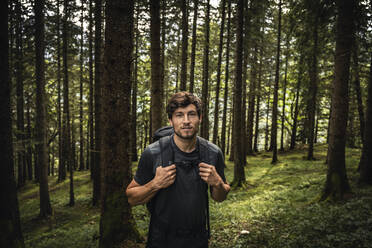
[134,136,226,247]
[134,137,226,186]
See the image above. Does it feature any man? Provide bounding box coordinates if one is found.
[126,92,230,248]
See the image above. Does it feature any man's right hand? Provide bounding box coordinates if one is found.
[153,164,176,189]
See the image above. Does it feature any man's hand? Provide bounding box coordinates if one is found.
[199,162,230,202]
[153,164,176,189]
[198,162,223,187]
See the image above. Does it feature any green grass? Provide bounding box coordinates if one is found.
[19,144,372,247]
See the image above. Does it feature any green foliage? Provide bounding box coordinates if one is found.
[19,145,372,248]
[209,145,372,248]
[19,173,100,248]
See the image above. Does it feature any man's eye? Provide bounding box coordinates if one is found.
[176,113,183,117]
[189,112,197,117]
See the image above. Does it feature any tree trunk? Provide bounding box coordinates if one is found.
[15,0,26,188]
[221,0,231,156]
[161,0,167,121]
[290,55,303,150]
[79,0,85,171]
[307,13,319,160]
[93,0,103,206]
[347,89,356,148]
[180,0,188,91]
[71,110,77,171]
[150,0,163,139]
[232,0,245,187]
[270,0,281,163]
[61,0,74,206]
[280,40,289,151]
[241,0,251,165]
[229,100,234,161]
[247,44,258,156]
[35,0,53,217]
[189,0,198,93]
[352,44,365,145]
[131,4,139,162]
[0,0,25,244]
[175,27,181,92]
[265,72,272,151]
[99,0,140,246]
[212,0,226,145]
[56,0,64,181]
[87,0,94,172]
[321,0,355,201]
[359,52,372,185]
[254,48,263,153]
[201,0,210,140]
[26,95,33,180]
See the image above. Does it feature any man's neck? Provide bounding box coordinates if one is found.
[173,134,197,153]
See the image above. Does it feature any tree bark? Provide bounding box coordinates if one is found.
[254,48,263,153]
[352,44,365,145]
[212,0,226,145]
[87,0,94,172]
[290,55,304,150]
[56,0,64,181]
[150,0,164,139]
[35,0,53,217]
[0,0,25,245]
[131,3,139,162]
[221,0,231,156]
[61,0,74,206]
[15,0,25,187]
[99,0,140,246]
[232,0,246,187]
[26,95,33,180]
[189,0,198,93]
[247,44,258,156]
[270,0,282,163]
[79,0,85,171]
[280,39,289,151]
[201,0,210,140]
[321,0,355,201]
[180,0,188,91]
[358,52,372,185]
[307,12,319,160]
[93,0,102,206]
[265,72,273,151]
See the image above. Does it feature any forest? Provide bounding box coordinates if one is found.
[1,0,372,247]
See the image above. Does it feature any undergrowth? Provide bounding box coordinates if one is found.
[19,144,372,247]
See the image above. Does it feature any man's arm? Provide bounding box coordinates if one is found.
[126,165,176,206]
[199,163,230,202]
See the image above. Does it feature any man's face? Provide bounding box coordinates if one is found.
[169,104,201,140]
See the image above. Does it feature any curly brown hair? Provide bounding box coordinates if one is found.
[166,91,202,119]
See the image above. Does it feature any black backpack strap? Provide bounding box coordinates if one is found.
[197,137,211,239]
[159,135,174,167]
[148,136,174,242]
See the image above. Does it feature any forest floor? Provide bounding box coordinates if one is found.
[19,144,372,248]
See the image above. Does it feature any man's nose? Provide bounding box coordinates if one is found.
[183,114,191,123]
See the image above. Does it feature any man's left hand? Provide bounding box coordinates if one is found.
[199,162,223,187]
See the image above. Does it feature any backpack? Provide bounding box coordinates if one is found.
[150,126,212,239]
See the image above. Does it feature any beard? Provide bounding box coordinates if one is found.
[174,127,198,140]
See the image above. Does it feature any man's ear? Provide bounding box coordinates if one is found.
[169,118,173,127]
[199,114,202,123]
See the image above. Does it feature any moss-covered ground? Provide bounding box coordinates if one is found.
[19,144,372,247]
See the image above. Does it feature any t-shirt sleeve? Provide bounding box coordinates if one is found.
[134,148,155,185]
[215,148,227,183]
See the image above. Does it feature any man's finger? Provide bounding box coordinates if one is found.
[199,163,212,168]
[199,172,210,178]
[166,164,176,170]
[199,167,211,173]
